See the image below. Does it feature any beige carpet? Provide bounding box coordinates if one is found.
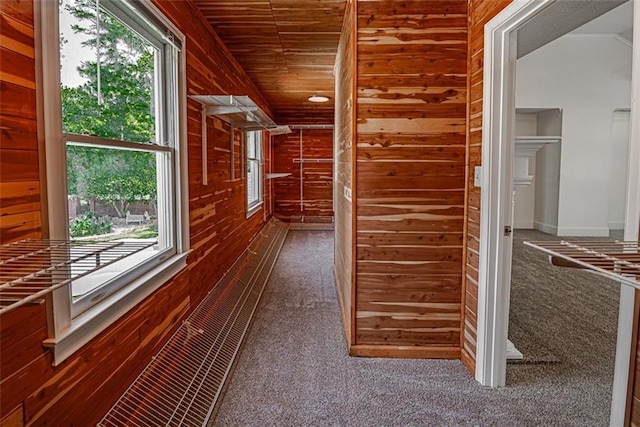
[211,229,619,426]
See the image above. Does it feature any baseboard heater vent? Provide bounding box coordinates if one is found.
[99,218,288,427]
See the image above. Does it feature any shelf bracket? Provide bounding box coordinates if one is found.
[201,106,208,186]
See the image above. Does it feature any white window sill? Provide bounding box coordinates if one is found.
[246,201,264,219]
[43,252,189,365]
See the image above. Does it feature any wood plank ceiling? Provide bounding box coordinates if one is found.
[192,0,347,125]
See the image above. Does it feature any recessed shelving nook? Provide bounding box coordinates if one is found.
[512,108,563,232]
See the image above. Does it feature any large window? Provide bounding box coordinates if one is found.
[246,131,263,215]
[41,0,188,362]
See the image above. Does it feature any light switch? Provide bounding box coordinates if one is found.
[344,186,352,202]
[474,166,482,187]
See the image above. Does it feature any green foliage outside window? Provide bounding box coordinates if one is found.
[62,0,158,218]
[69,211,113,238]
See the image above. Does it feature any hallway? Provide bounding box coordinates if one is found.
[212,230,614,426]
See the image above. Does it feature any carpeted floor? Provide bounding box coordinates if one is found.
[212,229,619,426]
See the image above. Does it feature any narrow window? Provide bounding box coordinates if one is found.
[246,130,263,215]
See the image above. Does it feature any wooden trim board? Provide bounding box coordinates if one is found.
[350,345,460,359]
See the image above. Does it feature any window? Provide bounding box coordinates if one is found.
[40,0,188,363]
[246,130,263,215]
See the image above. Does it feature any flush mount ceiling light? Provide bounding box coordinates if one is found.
[307,95,330,103]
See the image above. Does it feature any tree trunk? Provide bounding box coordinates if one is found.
[112,201,123,218]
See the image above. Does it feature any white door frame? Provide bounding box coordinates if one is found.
[476,5,640,420]
[475,0,555,388]
[611,1,640,424]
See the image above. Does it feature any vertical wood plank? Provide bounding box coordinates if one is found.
[354,0,468,352]
[0,1,40,245]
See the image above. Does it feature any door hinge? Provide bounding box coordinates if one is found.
[504,226,512,237]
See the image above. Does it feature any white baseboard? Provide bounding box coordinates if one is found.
[533,221,558,235]
[556,226,610,237]
[514,220,534,229]
[506,339,523,360]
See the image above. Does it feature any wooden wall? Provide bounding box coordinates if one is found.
[462,0,513,374]
[0,0,42,244]
[350,0,467,357]
[632,213,640,425]
[630,294,640,425]
[272,129,334,220]
[334,0,355,345]
[0,1,274,425]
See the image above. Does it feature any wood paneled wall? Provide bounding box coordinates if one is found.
[349,0,467,357]
[629,226,640,426]
[334,0,355,345]
[0,0,42,244]
[630,294,640,425]
[462,0,513,374]
[272,129,334,220]
[0,1,274,425]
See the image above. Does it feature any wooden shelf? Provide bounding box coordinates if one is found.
[515,135,562,147]
[268,125,292,136]
[292,158,333,164]
[0,239,156,314]
[265,173,292,179]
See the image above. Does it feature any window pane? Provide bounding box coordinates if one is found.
[247,160,255,204]
[66,144,168,302]
[247,159,260,207]
[60,0,159,144]
[247,132,257,159]
[246,131,261,209]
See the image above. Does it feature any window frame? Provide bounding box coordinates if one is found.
[246,130,263,217]
[37,0,190,365]
[66,135,176,317]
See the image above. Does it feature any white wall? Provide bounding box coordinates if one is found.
[514,114,538,229]
[533,110,563,234]
[516,35,632,236]
[608,110,631,230]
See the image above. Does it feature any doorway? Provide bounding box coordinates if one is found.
[475,0,640,424]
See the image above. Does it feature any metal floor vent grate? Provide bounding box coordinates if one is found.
[99,219,288,427]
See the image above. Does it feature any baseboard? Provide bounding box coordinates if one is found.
[514,220,534,229]
[506,338,523,360]
[608,221,624,231]
[533,221,558,235]
[460,348,476,375]
[333,265,352,348]
[556,226,610,237]
[349,345,460,359]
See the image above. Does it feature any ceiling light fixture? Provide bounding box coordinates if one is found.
[307,95,330,103]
